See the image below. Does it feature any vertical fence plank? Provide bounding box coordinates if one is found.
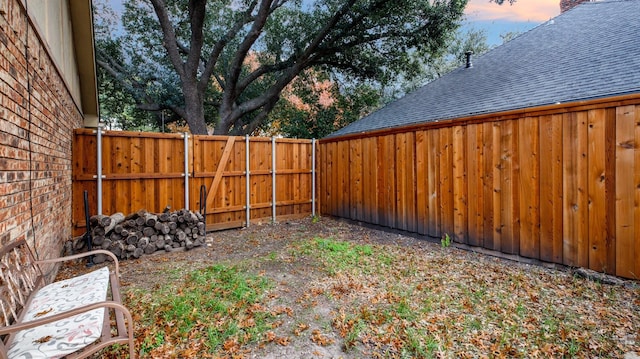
[439,127,454,238]
[482,122,494,248]
[587,109,609,272]
[395,133,407,230]
[452,125,467,244]
[500,120,518,254]
[395,133,416,232]
[539,115,563,263]
[519,116,540,259]
[416,131,428,235]
[406,132,417,233]
[466,124,483,247]
[635,105,640,279]
[616,105,637,278]
[427,129,440,237]
[576,112,589,268]
[377,135,396,228]
[361,137,377,223]
[491,122,502,251]
[563,113,578,266]
[350,139,363,220]
[563,112,589,267]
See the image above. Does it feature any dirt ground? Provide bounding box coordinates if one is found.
[60,216,640,358]
[118,217,411,359]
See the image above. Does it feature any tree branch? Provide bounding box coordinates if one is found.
[149,0,186,78]
[198,0,260,93]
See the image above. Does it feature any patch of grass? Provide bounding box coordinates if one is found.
[301,237,374,275]
[121,265,276,357]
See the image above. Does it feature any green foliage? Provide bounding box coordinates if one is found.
[300,237,374,275]
[128,265,274,356]
[94,0,469,135]
[441,233,452,248]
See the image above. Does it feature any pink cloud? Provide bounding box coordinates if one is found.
[465,0,560,22]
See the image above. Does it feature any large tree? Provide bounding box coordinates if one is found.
[96,0,470,135]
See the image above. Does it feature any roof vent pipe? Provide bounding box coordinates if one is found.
[465,51,473,68]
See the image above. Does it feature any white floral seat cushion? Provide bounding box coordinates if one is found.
[7,266,110,359]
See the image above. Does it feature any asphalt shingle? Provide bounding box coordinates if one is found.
[328,0,640,138]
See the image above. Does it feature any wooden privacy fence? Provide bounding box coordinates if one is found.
[73,129,315,236]
[318,98,640,280]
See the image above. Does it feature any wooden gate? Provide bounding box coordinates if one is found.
[73,129,315,236]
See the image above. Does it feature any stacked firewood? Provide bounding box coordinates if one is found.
[86,209,206,263]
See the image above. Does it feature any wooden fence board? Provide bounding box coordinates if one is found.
[500,120,518,254]
[378,135,396,228]
[481,122,494,248]
[73,131,313,235]
[466,124,483,247]
[538,115,563,263]
[635,105,640,279]
[337,140,350,218]
[518,116,540,259]
[439,127,454,238]
[452,125,467,244]
[562,112,589,267]
[427,129,440,237]
[491,122,502,251]
[395,133,416,232]
[587,109,609,272]
[362,136,378,224]
[576,112,589,268]
[615,105,637,278]
[415,131,428,235]
[350,139,363,221]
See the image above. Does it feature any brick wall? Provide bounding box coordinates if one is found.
[560,0,591,13]
[0,0,84,272]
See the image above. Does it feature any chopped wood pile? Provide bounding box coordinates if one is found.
[83,209,206,263]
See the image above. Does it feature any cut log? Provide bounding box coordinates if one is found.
[90,215,111,228]
[93,227,106,237]
[103,212,125,234]
[144,244,156,255]
[92,235,105,246]
[126,234,139,246]
[101,239,112,250]
[142,227,156,237]
[144,213,158,227]
[138,237,149,248]
[155,237,166,249]
[132,247,144,258]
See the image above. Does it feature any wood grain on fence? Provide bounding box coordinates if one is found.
[73,130,313,235]
[318,98,640,279]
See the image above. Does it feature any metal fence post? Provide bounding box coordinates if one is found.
[312,138,316,217]
[245,135,250,227]
[272,137,276,222]
[95,124,104,216]
[184,132,189,210]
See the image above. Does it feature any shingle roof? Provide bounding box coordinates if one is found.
[328,0,640,138]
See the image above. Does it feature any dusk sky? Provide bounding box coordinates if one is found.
[106,0,563,46]
[465,0,561,45]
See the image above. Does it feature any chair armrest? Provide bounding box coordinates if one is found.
[35,250,121,278]
[0,300,132,336]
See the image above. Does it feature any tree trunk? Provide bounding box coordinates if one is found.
[183,80,208,134]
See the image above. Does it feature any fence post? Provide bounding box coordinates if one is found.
[272,137,276,222]
[245,135,250,227]
[312,138,316,217]
[94,124,104,215]
[183,132,189,210]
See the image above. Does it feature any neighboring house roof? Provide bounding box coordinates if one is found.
[328,0,640,138]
